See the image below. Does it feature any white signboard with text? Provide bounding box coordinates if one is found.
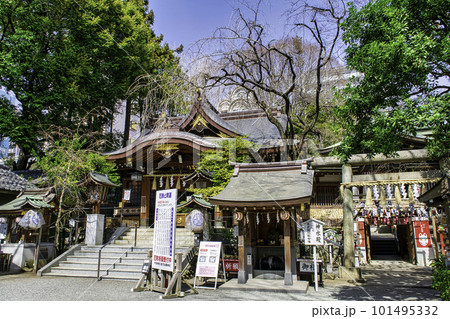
[300,218,325,246]
[299,218,325,292]
[195,241,222,278]
[152,189,177,272]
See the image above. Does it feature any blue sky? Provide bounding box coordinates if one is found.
[149,0,291,51]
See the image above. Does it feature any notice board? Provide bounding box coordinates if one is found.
[152,189,178,272]
[195,241,222,278]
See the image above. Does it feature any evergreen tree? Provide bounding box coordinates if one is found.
[0,0,178,169]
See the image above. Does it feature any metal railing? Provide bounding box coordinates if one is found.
[97,222,138,280]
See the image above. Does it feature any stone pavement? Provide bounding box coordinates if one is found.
[0,259,441,301]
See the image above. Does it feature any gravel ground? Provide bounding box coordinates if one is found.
[2,259,447,319]
[0,259,441,302]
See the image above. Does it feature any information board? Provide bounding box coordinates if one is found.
[195,241,222,278]
[152,189,178,272]
[300,218,324,246]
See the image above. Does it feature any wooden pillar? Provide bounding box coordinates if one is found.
[92,203,100,214]
[140,177,150,226]
[284,218,293,285]
[237,219,247,283]
[214,206,224,229]
[342,164,355,268]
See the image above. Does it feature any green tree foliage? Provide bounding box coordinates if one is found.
[191,137,255,199]
[0,0,178,169]
[36,135,119,252]
[335,0,449,161]
[431,254,450,300]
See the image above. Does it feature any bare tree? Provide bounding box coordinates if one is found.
[190,0,347,159]
[128,66,197,134]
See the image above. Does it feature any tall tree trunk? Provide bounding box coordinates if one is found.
[123,98,132,147]
[14,150,28,170]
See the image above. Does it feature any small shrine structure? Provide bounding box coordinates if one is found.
[209,161,313,285]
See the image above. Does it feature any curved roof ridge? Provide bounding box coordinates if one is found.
[177,99,243,137]
[104,130,219,157]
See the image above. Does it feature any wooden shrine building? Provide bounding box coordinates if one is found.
[210,161,313,285]
[105,91,290,227]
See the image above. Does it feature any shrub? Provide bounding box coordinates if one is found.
[431,254,450,301]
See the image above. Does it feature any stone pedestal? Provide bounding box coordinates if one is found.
[338,266,363,281]
[238,270,248,284]
[416,247,435,267]
[85,214,105,245]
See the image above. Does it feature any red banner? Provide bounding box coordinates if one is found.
[357,220,366,248]
[414,220,432,248]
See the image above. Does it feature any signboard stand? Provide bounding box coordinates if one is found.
[131,189,198,299]
[193,241,226,290]
[313,246,319,291]
[132,189,197,298]
[299,218,325,292]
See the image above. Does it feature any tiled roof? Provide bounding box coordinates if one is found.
[210,163,314,206]
[0,167,36,192]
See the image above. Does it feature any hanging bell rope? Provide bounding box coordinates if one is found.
[365,186,374,208]
[408,184,415,204]
[394,185,402,206]
[380,185,387,207]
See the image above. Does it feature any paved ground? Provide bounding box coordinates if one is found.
[0,259,441,302]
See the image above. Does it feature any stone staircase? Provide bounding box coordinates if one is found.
[39,228,196,280]
[371,235,400,259]
[113,227,195,247]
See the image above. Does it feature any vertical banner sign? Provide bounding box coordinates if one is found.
[300,218,325,292]
[195,241,222,278]
[414,219,432,248]
[152,189,178,272]
[357,219,366,248]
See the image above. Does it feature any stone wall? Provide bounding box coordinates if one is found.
[310,206,343,226]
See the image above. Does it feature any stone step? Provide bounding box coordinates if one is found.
[66,255,147,264]
[40,228,196,281]
[119,234,194,240]
[113,240,194,246]
[43,272,141,281]
[49,267,142,278]
[81,245,150,253]
[59,261,143,271]
[74,250,148,259]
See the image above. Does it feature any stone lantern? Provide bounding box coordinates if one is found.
[84,172,119,246]
[86,172,119,214]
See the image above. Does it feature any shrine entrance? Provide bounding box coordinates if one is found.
[355,213,436,266]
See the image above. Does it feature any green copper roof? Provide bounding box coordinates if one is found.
[0,194,54,212]
[89,172,119,187]
[178,194,213,209]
